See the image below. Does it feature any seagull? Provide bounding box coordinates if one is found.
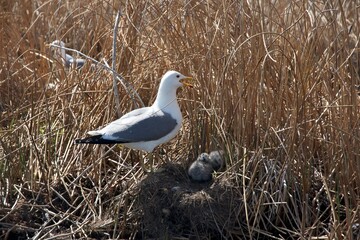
[75,70,193,171]
[49,40,86,69]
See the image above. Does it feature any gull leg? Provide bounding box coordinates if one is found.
[140,153,153,173]
[161,148,170,163]
[149,153,154,172]
[140,152,165,173]
[154,149,166,173]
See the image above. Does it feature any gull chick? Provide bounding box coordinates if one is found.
[188,150,225,182]
[188,153,214,182]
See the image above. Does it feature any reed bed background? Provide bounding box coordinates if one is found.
[1,0,360,239]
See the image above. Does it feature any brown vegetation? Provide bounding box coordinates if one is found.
[1,0,360,239]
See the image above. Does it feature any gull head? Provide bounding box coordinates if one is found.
[160,70,193,90]
[154,70,193,110]
[50,40,65,48]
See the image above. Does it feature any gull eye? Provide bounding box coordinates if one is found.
[176,74,180,78]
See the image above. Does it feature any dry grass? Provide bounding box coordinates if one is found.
[1,0,360,239]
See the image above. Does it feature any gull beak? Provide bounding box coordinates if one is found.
[180,77,193,88]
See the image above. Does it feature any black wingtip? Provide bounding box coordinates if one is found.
[75,135,103,144]
[74,138,85,144]
[75,135,127,144]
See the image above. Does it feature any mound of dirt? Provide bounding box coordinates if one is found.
[134,163,243,239]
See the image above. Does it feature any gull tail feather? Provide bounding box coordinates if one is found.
[75,135,126,144]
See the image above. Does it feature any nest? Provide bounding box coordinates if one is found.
[134,163,243,239]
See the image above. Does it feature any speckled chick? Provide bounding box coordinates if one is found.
[188,153,214,182]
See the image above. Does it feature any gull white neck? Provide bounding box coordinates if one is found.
[153,84,179,111]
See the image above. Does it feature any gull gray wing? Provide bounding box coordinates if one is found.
[74,59,86,69]
[102,111,178,142]
[86,107,152,136]
[66,54,86,69]
[64,54,73,68]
